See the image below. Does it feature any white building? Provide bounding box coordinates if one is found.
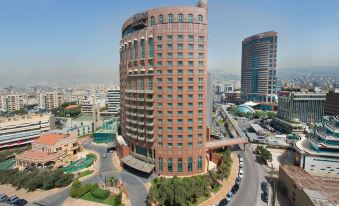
[0,94,24,112]
[107,88,120,115]
[39,92,63,110]
[0,113,55,149]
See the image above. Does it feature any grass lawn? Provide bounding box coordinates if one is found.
[77,170,93,179]
[212,183,222,193]
[81,192,117,205]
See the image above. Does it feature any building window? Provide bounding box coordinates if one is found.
[167,44,173,50]
[188,35,194,41]
[178,135,183,140]
[150,16,155,27]
[167,61,173,67]
[167,53,172,58]
[168,134,173,139]
[178,69,183,74]
[168,143,173,148]
[188,14,193,23]
[159,157,163,172]
[178,53,183,58]
[198,156,202,171]
[157,44,162,50]
[157,53,162,58]
[158,15,163,24]
[168,158,173,172]
[198,133,203,138]
[188,157,193,172]
[167,35,173,41]
[157,36,162,41]
[178,35,183,40]
[188,53,194,58]
[188,142,193,148]
[199,45,204,50]
[188,44,194,50]
[198,141,203,147]
[178,158,183,172]
[178,44,183,50]
[168,14,173,23]
[199,36,204,42]
[158,142,163,147]
[199,61,203,66]
[177,143,183,148]
[198,15,203,23]
[178,14,183,23]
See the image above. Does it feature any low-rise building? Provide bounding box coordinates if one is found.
[0,114,55,149]
[279,165,339,206]
[16,133,80,170]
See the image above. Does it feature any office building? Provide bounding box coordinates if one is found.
[279,165,339,206]
[39,92,63,110]
[119,0,208,176]
[294,116,339,177]
[278,91,326,124]
[107,88,120,115]
[273,91,326,133]
[16,133,80,170]
[324,90,339,116]
[0,114,55,149]
[241,31,278,110]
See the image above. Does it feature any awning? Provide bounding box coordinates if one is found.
[121,155,154,173]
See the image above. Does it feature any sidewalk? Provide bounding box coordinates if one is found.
[200,153,239,206]
[63,198,109,206]
[111,151,122,172]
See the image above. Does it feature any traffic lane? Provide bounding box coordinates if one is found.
[83,143,115,172]
[120,172,148,206]
[229,145,260,206]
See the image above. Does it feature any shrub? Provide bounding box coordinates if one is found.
[91,187,110,199]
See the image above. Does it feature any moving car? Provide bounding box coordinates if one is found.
[0,194,8,203]
[5,196,18,204]
[14,199,28,206]
[102,154,107,158]
[231,184,239,194]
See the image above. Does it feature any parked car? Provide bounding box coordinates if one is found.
[231,184,239,194]
[226,192,233,202]
[235,176,241,185]
[238,154,244,162]
[262,191,269,203]
[239,161,244,168]
[261,181,269,193]
[14,199,28,206]
[5,196,18,204]
[239,168,244,178]
[102,154,106,158]
[218,198,228,206]
[0,194,8,203]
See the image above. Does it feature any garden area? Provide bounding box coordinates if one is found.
[70,176,125,206]
[51,101,80,118]
[148,150,233,206]
[256,145,273,164]
[0,169,74,191]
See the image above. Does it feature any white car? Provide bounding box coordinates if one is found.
[239,169,244,178]
[226,192,233,202]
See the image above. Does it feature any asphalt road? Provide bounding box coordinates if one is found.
[228,145,268,206]
[35,143,148,206]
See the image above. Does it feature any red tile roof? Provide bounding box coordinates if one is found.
[16,150,60,161]
[65,105,78,110]
[34,133,66,146]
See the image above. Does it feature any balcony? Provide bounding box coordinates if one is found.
[146,130,154,135]
[137,106,144,110]
[138,136,146,141]
[146,106,153,110]
[146,137,154,143]
[146,122,154,126]
[145,98,153,102]
[137,98,145,101]
[146,114,154,119]
[137,113,145,118]
[125,89,153,94]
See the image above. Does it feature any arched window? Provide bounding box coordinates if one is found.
[198,15,203,23]
[188,157,193,172]
[178,158,183,172]
[188,14,193,23]
[178,14,183,23]
[150,16,155,27]
[158,15,163,24]
[168,14,173,23]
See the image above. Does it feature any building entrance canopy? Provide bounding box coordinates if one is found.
[121,155,154,173]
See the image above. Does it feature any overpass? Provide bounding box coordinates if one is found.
[207,105,248,150]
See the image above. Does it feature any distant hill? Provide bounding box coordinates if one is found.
[278,66,339,79]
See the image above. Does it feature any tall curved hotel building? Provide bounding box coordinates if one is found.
[119,0,208,176]
[241,31,278,110]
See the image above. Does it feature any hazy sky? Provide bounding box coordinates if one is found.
[0,0,339,86]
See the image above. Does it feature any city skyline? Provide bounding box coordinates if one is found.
[1,0,339,87]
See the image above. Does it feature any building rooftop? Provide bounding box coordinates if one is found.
[280,165,339,205]
[16,150,60,161]
[34,133,67,146]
